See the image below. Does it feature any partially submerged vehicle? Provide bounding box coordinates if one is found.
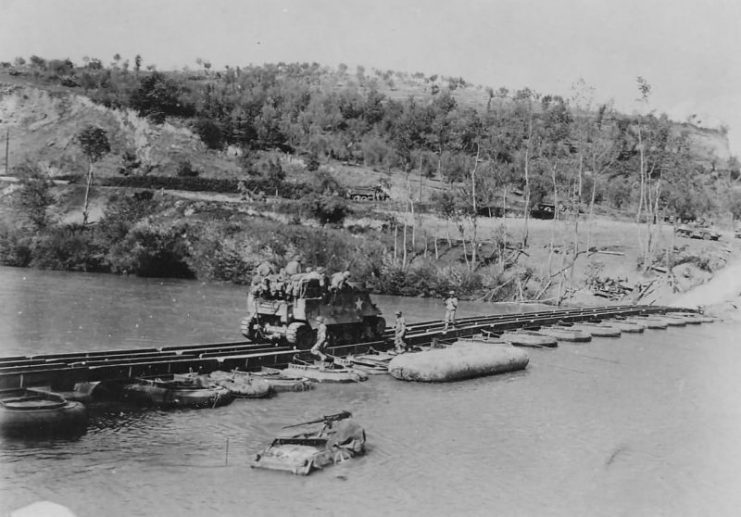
[252,411,366,475]
[241,273,385,348]
[0,388,87,437]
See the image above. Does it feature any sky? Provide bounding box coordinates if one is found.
[2,0,740,155]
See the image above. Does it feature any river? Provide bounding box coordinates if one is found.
[1,266,740,516]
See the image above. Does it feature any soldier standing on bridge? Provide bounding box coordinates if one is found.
[310,316,329,362]
[443,290,458,331]
[394,311,408,353]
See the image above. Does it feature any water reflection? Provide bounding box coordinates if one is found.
[2,267,741,516]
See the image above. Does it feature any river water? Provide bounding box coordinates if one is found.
[1,266,741,516]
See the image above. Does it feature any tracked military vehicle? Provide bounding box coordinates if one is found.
[241,274,386,348]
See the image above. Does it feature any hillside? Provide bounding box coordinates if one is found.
[0,65,734,179]
[0,83,239,179]
[0,59,739,306]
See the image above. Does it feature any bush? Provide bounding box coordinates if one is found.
[176,160,200,178]
[118,151,141,176]
[301,194,351,225]
[193,118,225,150]
[305,151,320,171]
[130,72,194,123]
[12,163,55,231]
[728,191,741,221]
[0,225,33,267]
[30,224,107,272]
[373,259,482,297]
[107,223,194,278]
[184,228,253,283]
[308,169,341,195]
[97,191,158,244]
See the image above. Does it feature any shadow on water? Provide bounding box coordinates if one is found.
[0,428,87,449]
[4,267,741,516]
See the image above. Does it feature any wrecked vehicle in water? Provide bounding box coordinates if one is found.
[251,411,366,475]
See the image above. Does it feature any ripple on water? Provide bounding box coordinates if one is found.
[3,267,741,516]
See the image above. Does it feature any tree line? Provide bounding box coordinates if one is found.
[4,55,736,223]
[3,55,740,299]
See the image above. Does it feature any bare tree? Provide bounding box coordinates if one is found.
[76,126,110,225]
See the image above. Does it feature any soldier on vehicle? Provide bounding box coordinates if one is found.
[254,276,271,298]
[331,271,351,291]
[304,267,322,281]
[342,271,352,290]
[271,271,287,299]
[256,261,275,277]
[285,257,303,276]
[394,311,408,353]
[311,267,325,298]
[443,290,458,331]
[328,271,342,291]
[311,316,329,361]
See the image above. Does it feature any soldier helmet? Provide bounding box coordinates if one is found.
[449,290,455,295]
[395,310,402,316]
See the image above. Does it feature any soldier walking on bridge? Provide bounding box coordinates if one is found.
[310,316,329,362]
[394,310,408,353]
[443,291,458,331]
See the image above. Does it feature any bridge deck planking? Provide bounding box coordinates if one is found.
[0,306,652,369]
[0,305,692,389]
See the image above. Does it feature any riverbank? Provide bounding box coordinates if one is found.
[666,256,741,320]
[2,175,738,304]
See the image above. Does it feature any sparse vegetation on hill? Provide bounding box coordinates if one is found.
[0,55,739,302]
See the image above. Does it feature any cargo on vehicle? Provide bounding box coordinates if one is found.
[241,272,386,348]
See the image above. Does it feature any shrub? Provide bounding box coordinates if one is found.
[30,224,107,272]
[118,151,141,176]
[308,169,341,195]
[0,225,33,267]
[193,118,224,150]
[97,191,158,244]
[305,151,320,171]
[184,228,253,283]
[130,72,194,123]
[12,163,55,231]
[107,223,194,278]
[176,160,200,178]
[301,194,351,225]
